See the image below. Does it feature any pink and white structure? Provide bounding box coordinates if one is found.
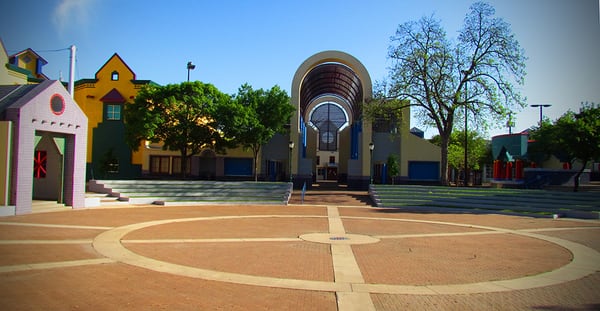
[0,80,88,215]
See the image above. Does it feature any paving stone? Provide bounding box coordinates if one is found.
[0,195,598,310]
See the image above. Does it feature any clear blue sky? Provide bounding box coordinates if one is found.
[1,0,598,138]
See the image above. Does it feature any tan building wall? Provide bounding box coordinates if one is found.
[400,132,442,176]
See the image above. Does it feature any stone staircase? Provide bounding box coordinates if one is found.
[88,180,293,206]
[370,184,600,219]
[288,181,374,206]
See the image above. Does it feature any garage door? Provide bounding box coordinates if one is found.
[408,161,440,180]
[224,158,253,176]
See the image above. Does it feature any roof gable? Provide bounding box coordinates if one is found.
[100,88,126,103]
[0,80,87,123]
[7,48,49,81]
[95,53,136,81]
[9,48,48,65]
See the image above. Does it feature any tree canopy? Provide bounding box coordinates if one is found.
[368,2,526,185]
[124,81,231,177]
[528,102,600,192]
[430,130,492,171]
[218,83,294,181]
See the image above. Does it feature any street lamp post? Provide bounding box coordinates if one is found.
[531,104,552,125]
[461,70,469,187]
[187,61,196,82]
[289,141,294,183]
[369,142,375,185]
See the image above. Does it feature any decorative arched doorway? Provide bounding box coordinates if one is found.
[290,51,372,190]
[0,80,88,215]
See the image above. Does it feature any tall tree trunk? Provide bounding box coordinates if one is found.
[180,147,188,179]
[253,146,260,182]
[573,160,587,192]
[439,135,450,186]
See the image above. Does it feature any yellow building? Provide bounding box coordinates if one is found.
[0,38,47,85]
[74,53,157,179]
[74,53,271,181]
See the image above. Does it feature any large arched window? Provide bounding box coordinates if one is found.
[309,102,348,151]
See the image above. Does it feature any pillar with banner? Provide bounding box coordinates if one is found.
[505,161,513,180]
[515,159,523,180]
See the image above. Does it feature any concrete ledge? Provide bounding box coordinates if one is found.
[84,197,101,207]
[0,205,15,217]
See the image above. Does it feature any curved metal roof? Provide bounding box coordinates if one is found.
[300,63,363,120]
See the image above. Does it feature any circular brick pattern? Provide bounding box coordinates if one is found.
[92,214,600,295]
[300,233,380,245]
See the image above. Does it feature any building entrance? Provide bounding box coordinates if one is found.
[309,102,348,183]
[290,51,373,190]
[33,131,66,203]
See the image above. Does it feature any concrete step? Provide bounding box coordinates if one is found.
[370,185,600,219]
[88,180,292,206]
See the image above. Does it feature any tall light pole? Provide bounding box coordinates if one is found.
[68,45,76,97]
[369,142,375,185]
[531,104,551,125]
[187,61,196,82]
[288,141,294,183]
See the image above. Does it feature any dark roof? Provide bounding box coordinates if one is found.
[0,84,39,115]
[492,133,528,160]
[75,78,158,87]
[132,79,159,86]
[100,88,126,102]
[410,127,425,138]
[74,78,98,86]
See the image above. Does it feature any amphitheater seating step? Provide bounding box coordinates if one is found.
[88,180,293,205]
[369,185,600,219]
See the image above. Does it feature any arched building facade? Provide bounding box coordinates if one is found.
[289,51,441,190]
[290,51,373,189]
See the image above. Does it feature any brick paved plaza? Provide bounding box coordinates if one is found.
[0,200,599,310]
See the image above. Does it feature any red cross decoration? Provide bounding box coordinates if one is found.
[34,150,47,178]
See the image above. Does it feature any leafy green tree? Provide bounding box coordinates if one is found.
[370,2,526,185]
[430,130,491,171]
[124,81,231,178]
[526,118,555,166]
[386,154,400,184]
[218,83,294,182]
[529,103,600,192]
